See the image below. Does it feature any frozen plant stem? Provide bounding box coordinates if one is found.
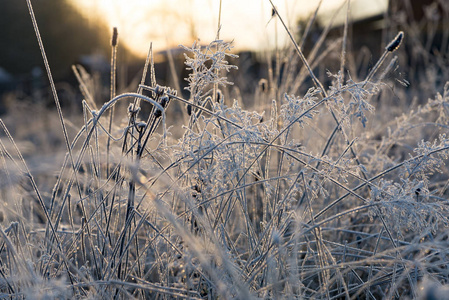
[268,0,327,97]
[213,0,223,103]
[268,1,355,153]
[320,31,405,166]
[107,27,118,179]
[269,0,366,205]
[25,0,93,286]
[26,0,75,169]
[26,0,88,224]
[339,0,350,81]
[0,119,76,285]
[364,31,404,86]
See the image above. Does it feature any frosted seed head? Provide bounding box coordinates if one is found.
[160,95,169,108]
[415,188,421,196]
[386,31,404,52]
[111,27,118,46]
[154,108,162,118]
[216,89,223,103]
[154,85,165,97]
[259,79,268,93]
[187,104,192,116]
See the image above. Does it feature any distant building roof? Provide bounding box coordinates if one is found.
[317,0,388,28]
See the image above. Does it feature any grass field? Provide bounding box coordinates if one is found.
[1,0,449,299]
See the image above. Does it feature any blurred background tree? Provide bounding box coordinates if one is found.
[0,0,113,80]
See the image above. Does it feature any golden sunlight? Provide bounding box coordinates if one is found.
[68,0,388,58]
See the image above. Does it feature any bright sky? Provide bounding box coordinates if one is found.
[68,0,388,57]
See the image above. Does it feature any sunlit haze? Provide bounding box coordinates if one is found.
[68,0,387,57]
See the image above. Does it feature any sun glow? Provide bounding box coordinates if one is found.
[68,0,388,58]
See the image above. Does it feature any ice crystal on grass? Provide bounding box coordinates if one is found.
[175,99,268,202]
[181,40,238,103]
[281,88,320,126]
[345,77,378,127]
[328,71,379,127]
[370,178,449,233]
[23,275,71,300]
[318,154,359,184]
[422,82,449,125]
[368,132,449,233]
[407,134,449,181]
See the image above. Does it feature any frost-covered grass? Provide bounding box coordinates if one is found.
[1,0,449,299]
